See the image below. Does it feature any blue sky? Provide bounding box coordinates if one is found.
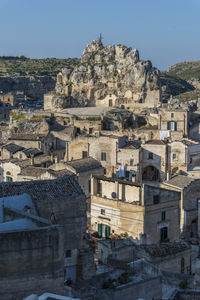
[0,0,199,70]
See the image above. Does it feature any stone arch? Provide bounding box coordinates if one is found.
[142,165,160,181]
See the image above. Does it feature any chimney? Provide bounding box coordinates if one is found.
[167,172,170,181]
[30,154,34,166]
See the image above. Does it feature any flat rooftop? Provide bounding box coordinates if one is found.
[58,107,112,116]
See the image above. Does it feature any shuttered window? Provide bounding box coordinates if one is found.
[98,223,102,237]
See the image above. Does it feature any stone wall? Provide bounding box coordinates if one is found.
[0,225,64,300]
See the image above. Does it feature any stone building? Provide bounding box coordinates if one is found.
[0,154,53,182]
[7,132,56,154]
[74,259,162,300]
[0,102,10,121]
[17,166,72,182]
[136,242,192,275]
[141,139,200,181]
[50,157,104,200]
[0,175,95,298]
[65,134,127,176]
[91,175,181,244]
[0,92,15,106]
[165,175,200,241]
[116,140,142,182]
[98,239,192,275]
[0,193,64,300]
[142,139,167,182]
[158,108,189,140]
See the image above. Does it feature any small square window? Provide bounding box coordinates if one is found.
[101,209,105,215]
[173,153,176,160]
[65,250,71,258]
[153,195,159,204]
[148,152,153,160]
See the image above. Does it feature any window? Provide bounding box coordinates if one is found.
[130,159,134,166]
[153,195,160,204]
[4,114,6,119]
[6,176,13,182]
[97,181,102,195]
[19,154,22,159]
[65,250,71,258]
[190,157,192,164]
[76,127,80,134]
[89,128,93,134]
[88,179,91,193]
[160,227,168,242]
[167,121,177,131]
[101,209,105,215]
[101,152,106,161]
[109,99,113,107]
[82,151,88,159]
[148,152,153,160]
[173,153,176,160]
[161,211,166,221]
[171,113,174,118]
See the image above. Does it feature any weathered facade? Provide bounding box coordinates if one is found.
[91,175,181,244]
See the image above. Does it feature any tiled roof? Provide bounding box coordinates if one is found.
[166,175,195,189]
[65,157,102,173]
[141,242,190,257]
[145,140,166,145]
[19,166,72,178]
[3,143,24,154]
[0,175,85,210]
[22,148,43,157]
[19,166,48,177]
[8,133,47,141]
[121,140,141,149]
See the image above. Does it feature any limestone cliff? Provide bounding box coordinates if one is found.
[44,38,161,111]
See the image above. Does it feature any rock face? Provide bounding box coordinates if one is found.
[0,76,56,100]
[45,38,161,111]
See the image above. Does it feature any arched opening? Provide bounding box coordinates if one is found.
[142,165,160,181]
[109,99,113,107]
[6,171,13,182]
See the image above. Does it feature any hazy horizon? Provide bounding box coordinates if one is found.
[1,0,200,71]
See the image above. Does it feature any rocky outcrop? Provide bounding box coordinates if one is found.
[45,38,161,111]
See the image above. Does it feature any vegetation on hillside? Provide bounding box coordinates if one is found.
[166,61,200,81]
[161,60,200,102]
[0,56,79,77]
